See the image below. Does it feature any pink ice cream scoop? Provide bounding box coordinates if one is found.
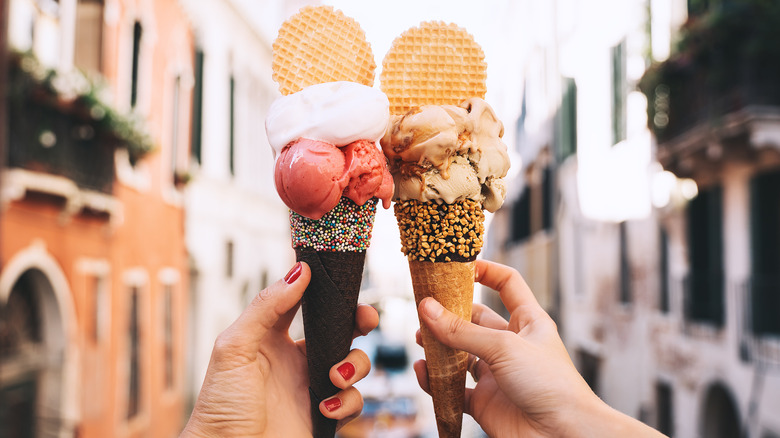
[342,140,394,208]
[274,138,393,220]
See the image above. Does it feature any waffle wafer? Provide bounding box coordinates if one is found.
[272,5,375,95]
[381,21,487,115]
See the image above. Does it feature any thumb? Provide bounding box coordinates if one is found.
[418,297,504,363]
[220,262,310,355]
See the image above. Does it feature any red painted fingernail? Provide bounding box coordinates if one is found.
[284,262,302,284]
[323,397,342,412]
[337,362,355,381]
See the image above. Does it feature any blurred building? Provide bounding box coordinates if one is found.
[485,0,780,437]
[1,0,193,437]
[175,0,299,406]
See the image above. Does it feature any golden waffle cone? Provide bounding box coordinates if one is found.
[410,259,475,438]
[381,21,487,115]
[272,5,375,95]
[394,198,484,437]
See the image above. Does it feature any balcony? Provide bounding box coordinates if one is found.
[6,51,154,195]
[737,276,780,368]
[639,1,780,178]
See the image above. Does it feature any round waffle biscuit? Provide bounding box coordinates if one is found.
[272,5,376,95]
[381,21,487,115]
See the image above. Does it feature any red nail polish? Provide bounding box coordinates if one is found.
[284,262,302,284]
[323,397,341,412]
[337,362,355,381]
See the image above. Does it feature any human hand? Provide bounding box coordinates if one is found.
[414,260,666,438]
[181,262,379,438]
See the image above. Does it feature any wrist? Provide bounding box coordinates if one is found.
[180,416,214,438]
[558,392,665,438]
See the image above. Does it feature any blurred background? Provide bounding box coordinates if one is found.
[1,0,779,437]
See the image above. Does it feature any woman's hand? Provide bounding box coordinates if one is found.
[182,262,379,437]
[414,259,666,438]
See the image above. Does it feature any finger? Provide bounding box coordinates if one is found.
[320,386,363,421]
[297,303,379,355]
[467,354,478,381]
[413,359,431,395]
[273,299,302,333]
[415,329,422,347]
[418,297,512,364]
[471,303,509,330]
[467,354,490,382]
[475,259,540,314]
[217,262,310,357]
[353,304,379,338]
[329,349,371,390]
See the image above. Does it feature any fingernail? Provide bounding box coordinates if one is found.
[323,397,341,412]
[423,298,444,320]
[284,262,302,284]
[337,362,355,381]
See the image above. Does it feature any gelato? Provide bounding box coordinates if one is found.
[268,81,393,220]
[381,97,510,214]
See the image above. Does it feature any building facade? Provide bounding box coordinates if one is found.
[1,0,193,437]
[176,0,299,403]
[486,0,780,437]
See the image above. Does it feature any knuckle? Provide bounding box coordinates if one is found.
[212,330,237,360]
[352,348,371,369]
[252,286,274,307]
[445,315,466,338]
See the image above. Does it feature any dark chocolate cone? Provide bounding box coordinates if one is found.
[295,247,365,438]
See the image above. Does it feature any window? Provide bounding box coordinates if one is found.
[510,189,531,243]
[171,75,181,181]
[130,21,142,109]
[542,168,553,232]
[229,75,236,176]
[90,275,108,343]
[225,241,234,278]
[619,221,632,304]
[73,0,104,73]
[162,285,174,389]
[611,38,627,145]
[260,270,269,290]
[656,381,674,436]
[576,350,601,396]
[659,227,670,313]
[127,287,141,419]
[688,0,711,17]
[558,77,577,159]
[749,169,780,336]
[191,48,204,164]
[686,185,724,326]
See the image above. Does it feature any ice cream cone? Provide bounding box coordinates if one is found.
[288,197,380,438]
[381,21,510,437]
[394,198,484,437]
[409,259,475,438]
[296,247,365,438]
[268,6,389,438]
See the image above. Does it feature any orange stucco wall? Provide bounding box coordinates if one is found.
[1,0,193,436]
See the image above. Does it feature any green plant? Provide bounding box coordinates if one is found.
[7,50,155,165]
[639,0,780,142]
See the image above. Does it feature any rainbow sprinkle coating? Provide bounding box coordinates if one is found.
[290,197,377,252]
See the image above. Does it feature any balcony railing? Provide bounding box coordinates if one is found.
[737,276,780,368]
[639,1,780,147]
[8,90,117,194]
[6,51,154,194]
